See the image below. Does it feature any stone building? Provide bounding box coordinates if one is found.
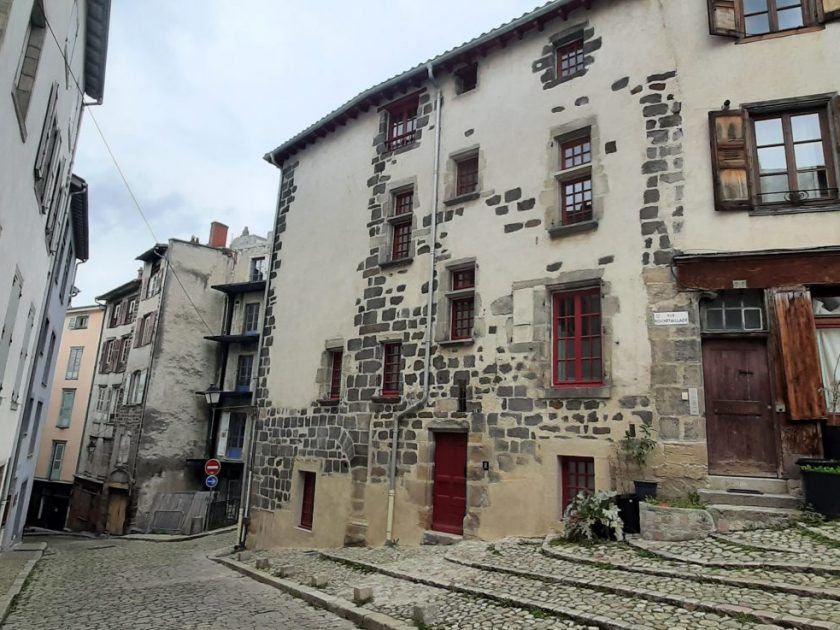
[68,225,269,534]
[0,0,111,549]
[27,304,104,530]
[247,0,840,548]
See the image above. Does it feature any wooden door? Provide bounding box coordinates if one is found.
[703,337,778,476]
[106,491,128,535]
[432,432,467,535]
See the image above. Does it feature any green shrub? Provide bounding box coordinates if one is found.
[800,465,840,475]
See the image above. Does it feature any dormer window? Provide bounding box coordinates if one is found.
[454,63,478,94]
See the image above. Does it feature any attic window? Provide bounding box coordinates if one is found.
[454,63,478,94]
[387,95,419,150]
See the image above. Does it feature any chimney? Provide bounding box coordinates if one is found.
[208,221,229,248]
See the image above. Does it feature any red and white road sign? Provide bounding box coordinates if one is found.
[205,458,221,476]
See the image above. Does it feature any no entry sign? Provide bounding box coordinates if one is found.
[205,458,221,476]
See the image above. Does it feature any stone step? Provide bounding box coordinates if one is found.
[698,488,801,509]
[421,530,462,546]
[705,504,802,532]
[706,475,789,494]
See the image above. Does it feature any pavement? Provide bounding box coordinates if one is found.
[0,531,356,629]
[4,521,840,629]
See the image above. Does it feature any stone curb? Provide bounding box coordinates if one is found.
[443,544,836,630]
[798,523,840,545]
[0,543,46,624]
[121,525,237,543]
[541,538,840,602]
[628,538,840,575]
[209,554,414,630]
[320,550,641,630]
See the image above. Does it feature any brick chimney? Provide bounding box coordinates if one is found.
[208,221,229,248]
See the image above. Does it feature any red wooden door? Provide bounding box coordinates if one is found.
[703,338,778,476]
[299,472,316,530]
[432,432,467,535]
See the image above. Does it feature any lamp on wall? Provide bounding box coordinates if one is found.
[204,384,221,406]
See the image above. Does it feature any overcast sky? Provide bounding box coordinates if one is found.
[72,0,543,301]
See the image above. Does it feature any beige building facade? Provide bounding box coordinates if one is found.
[248,0,840,549]
[27,304,103,530]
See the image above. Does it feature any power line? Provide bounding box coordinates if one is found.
[43,14,215,335]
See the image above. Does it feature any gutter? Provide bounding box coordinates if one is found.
[384,64,443,544]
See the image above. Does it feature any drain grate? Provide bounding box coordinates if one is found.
[726,489,763,495]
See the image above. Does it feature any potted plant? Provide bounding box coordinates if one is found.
[621,423,658,500]
[798,460,840,518]
[562,490,624,542]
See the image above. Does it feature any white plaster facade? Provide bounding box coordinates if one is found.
[249,0,840,549]
[0,0,110,547]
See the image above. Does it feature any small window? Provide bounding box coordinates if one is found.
[449,267,476,341]
[562,135,592,169]
[561,177,594,225]
[386,95,419,151]
[742,0,805,35]
[117,335,131,371]
[250,257,266,282]
[556,39,585,79]
[455,154,479,196]
[243,303,260,335]
[701,290,766,332]
[126,299,138,324]
[299,471,316,530]
[561,456,595,511]
[99,339,113,373]
[753,110,836,206]
[69,315,88,330]
[127,370,147,405]
[454,63,478,94]
[48,441,66,481]
[813,292,840,420]
[391,223,412,261]
[146,261,163,298]
[42,331,56,386]
[236,354,254,392]
[553,289,602,387]
[394,190,413,216]
[56,389,75,428]
[328,350,343,401]
[12,0,46,124]
[558,134,594,226]
[226,412,247,460]
[109,303,122,328]
[95,386,108,413]
[65,346,83,380]
[382,343,402,397]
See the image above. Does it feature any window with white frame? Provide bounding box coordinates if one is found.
[65,346,83,380]
[57,389,75,428]
[48,440,66,480]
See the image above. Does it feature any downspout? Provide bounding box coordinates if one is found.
[236,162,284,550]
[385,64,443,544]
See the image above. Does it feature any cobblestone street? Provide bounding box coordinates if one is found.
[1,532,355,630]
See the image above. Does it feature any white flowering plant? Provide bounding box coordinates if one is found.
[562,490,624,543]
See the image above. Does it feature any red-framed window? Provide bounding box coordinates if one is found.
[561,456,595,511]
[387,95,419,150]
[392,222,411,260]
[556,39,585,79]
[299,471,316,530]
[561,176,593,225]
[328,350,343,400]
[394,191,413,216]
[456,155,479,196]
[561,135,592,169]
[382,343,402,397]
[449,267,476,341]
[553,289,602,387]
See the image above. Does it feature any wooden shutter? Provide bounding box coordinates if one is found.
[830,95,840,156]
[819,0,840,21]
[34,83,59,180]
[708,0,740,37]
[772,287,827,420]
[709,110,754,211]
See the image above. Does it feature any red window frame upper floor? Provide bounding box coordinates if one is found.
[386,95,419,151]
[561,456,595,511]
[455,155,479,196]
[382,343,402,397]
[556,39,585,79]
[552,288,603,388]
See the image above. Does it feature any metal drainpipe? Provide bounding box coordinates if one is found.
[385,65,443,544]
[236,163,284,550]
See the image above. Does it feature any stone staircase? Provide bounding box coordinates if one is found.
[698,476,802,531]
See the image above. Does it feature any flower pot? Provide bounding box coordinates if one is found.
[616,494,640,534]
[633,480,658,501]
[798,458,840,518]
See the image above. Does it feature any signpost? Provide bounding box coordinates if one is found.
[205,474,219,489]
[205,458,221,476]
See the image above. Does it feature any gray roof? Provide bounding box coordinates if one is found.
[265,0,588,167]
[84,0,111,102]
[96,278,141,302]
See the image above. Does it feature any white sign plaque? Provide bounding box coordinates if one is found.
[653,311,689,326]
[688,388,699,416]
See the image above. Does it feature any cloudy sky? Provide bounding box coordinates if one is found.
[72,0,543,300]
